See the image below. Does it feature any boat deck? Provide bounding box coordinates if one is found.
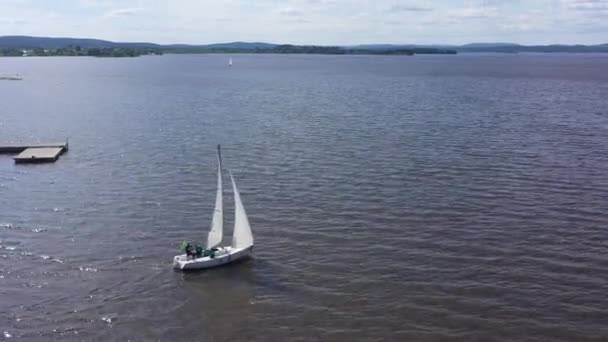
[0,142,68,163]
[0,76,22,81]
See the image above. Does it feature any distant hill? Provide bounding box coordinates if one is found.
[346,42,608,53]
[350,44,455,50]
[460,42,520,48]
[349,44,409,50]
[203,42,277,49]
[162,42,276,49]
[456,43,608,53]
[0,36,276,50]
[0,35,159,48]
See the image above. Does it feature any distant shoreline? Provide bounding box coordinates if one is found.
[0,45,457,57]
[1,36,607,55]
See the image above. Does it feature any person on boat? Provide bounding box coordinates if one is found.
[184,243,194,259]
[195,244,203,258]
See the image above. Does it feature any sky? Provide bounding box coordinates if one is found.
[0,0,607,45]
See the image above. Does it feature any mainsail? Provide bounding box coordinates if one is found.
[206,145,223,249]
[230,171,254,249]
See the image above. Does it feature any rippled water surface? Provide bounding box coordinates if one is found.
[1,54,608,341]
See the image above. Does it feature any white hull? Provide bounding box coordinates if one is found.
[173,246,252,270]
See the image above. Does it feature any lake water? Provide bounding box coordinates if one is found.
[1,53,608,341]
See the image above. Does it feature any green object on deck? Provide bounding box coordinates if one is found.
[202,248,217,258]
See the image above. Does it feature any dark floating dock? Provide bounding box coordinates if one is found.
[0,142,68,163]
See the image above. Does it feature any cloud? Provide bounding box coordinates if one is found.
[1,0,607,45]
[562,0,608,18]
[0,17,27,25]
[282,18,313,24]
[104,7,142,18]
[498,14,538,32]
[450,6,498,19]
[565,0,608,10]
[278,7,305,16]
[80,0,113,7]
[389,5,433,12]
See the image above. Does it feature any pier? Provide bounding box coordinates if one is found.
[0,142,68,163]
[0,75,22,81]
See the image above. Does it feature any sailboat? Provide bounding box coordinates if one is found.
[173,145,254,270]
[228,57,233,67]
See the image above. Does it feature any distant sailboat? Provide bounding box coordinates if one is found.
[173,145,254,270]
[228,57,233,67]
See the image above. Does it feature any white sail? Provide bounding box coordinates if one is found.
[230,171,254,249]
[206,146,223,249]
[229,57,233,66]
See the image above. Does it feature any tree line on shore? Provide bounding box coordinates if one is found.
[0,46,163,57]
[0,44,456,57]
